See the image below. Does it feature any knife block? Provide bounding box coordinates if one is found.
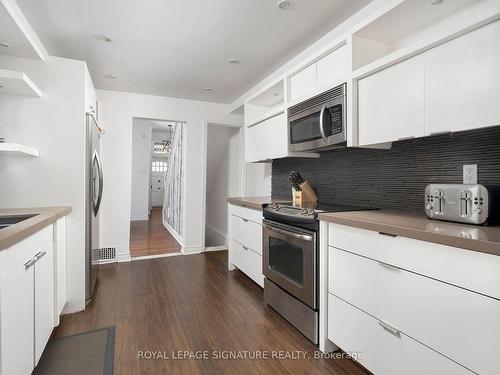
[292,181,318,206]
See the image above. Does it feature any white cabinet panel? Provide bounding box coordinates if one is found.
[231,214,262,255]
[290,63,317,102]
[55,218,66,322]
[245,113,286,162]
[317,45,347,90]
[0,267,34,375]
[330,247,500,375]
[358,55,425,145]
[328,223,500,300]
[230,240,264,287]
[425,20,500,134]
[34,244,55,365]
[328,295,473,375]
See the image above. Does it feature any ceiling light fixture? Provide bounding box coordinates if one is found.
[204,87,213,92]
[277,0,291,10]
[105,74,116,79]
[0,41,10,48]
[94,35,113,42]
[431,0,444,5]
[228,58,240,64]
[272,92,280,97]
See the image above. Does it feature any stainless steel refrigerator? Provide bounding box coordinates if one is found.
[85,113,103,301]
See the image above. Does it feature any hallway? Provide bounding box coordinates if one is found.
[129,208,182,257]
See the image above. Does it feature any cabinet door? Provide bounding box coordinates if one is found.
[290,63,317,102]
[34,244,55,365]
[0,266,35,375]
[425,20,500,135]
[264,113,287,160]
[358,55,425,146]
[317,45,347,90]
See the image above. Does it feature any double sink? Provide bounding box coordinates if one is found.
[0,214,37,230]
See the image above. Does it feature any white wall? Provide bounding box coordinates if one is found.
[130,119,152,220]
[246,163,272,197]
[0,55,87,313]
[205,125,240,247]
[97,90,242,259]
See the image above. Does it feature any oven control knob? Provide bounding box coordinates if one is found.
[307,209,315,216]
[301,209,308,215]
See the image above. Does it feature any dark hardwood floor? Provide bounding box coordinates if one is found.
[55,251,369,375]
[129,208,182,257]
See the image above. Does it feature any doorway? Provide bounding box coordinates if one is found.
[129,118,185,258]
[204,123,242,250]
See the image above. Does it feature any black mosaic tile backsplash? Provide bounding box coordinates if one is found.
[272,127,500,214]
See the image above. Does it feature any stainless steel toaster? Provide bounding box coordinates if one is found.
[425,184,489,225]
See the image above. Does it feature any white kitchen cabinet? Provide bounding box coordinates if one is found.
[316,45,347,91]
[34,245,54,364]
[358,55,425,146]
[425,20,500,135]
[85,66,98,119]
[290,63,316,103]
[245,113,286,162]
[0,265,35,375]
[228,204,264,287]
[54,217,67,322]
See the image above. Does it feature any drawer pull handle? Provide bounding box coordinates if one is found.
[242,218,249,222]
[24,258,37,271]
[378,262,400,272]
[378,231,398,238]
[242,245,249,251]
[35,251,46,261]
[378,321,401,338]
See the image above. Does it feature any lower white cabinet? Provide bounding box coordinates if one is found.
[228,204,264,287]
[0,222,66,375]
[325,222,500,375]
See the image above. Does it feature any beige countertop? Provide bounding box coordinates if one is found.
[0,207,72,251]
[318,210,500,257]
[227,196,290,210]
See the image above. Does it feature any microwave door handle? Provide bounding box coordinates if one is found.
[319,104,327,142]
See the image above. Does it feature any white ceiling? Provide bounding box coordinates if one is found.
[16,0,372,103]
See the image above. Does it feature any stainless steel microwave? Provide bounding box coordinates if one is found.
[288,83,346,152]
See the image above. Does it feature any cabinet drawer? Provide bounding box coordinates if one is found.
[328,294,473,375]
[230,204,262,224]
[231,214,262,255]
[328,223,500,299]
[329,247,500,375]
[231,240,263,287]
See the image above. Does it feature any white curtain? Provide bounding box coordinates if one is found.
[163,121,184,239]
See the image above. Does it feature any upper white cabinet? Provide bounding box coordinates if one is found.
[289,44,347,104]
[290,63,316,103]
[358,55,425,146]
[425,19,500,135]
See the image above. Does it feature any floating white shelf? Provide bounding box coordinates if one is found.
[0,143,39,157]
[246,108,284,128]
[0,69,42,98]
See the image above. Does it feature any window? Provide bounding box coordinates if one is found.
[152,161,168,172]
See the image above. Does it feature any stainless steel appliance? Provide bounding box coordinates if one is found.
[263,202,376,344]
[425,184,490,225]
[288,83,346,152]
[85,113,103,301]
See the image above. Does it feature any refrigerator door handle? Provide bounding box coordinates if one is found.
[92,150,103,216]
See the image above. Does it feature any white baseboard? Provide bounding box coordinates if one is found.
[162,217,184,246]
[182,245,203,255]
[116,253,132,262]
[205,245,228,252]
[131,252,182,261]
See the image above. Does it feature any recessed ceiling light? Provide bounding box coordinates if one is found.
[228,58,240,64]
[272,92,280,97]
[105,74,116,79]
[94,35,113,42]
[204,87,213,92]
[0,41,10,48]
[277,0,290,10]
[431,0,444,5]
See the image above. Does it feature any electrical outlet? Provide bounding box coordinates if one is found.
[463,164,477,184]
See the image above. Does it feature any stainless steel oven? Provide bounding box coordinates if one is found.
[288,83,346,152]
[262,218,318,343]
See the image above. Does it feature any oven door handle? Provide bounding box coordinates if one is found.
[319,104,328,142]
[264,223,313,242]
